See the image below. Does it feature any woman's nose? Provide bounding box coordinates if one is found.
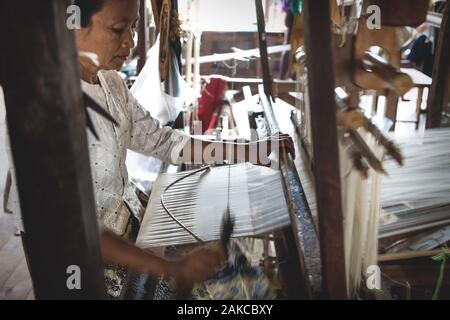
[122,29,136,49]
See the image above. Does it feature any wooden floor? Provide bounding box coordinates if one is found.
[0,94,34,300]
[0,213,34,300]
[0,87,427,300]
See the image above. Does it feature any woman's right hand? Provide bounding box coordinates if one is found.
[165,242,227,285]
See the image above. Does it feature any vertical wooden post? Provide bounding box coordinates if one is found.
[137,0,149,74]
[427,1,450,128]
[385,90,399,130]
[185,32,194,86]
[151,0,163,28]
[254,0,323,297]
[255,0,273,97]
[0,0,105,299]
[302,0,347,299]
[193,31,202,94]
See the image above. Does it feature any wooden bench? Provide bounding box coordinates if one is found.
[400,68,433,129]
[374,68,432,130]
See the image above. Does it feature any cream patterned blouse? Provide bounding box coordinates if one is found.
[8,70,190,235]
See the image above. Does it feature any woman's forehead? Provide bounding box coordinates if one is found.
[99,0,140,23]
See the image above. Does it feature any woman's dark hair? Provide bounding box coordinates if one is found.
[74,0,105,28]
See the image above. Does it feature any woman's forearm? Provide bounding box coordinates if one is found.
[181,138,271,164]
[100,230,169,277]
[100,230,226,284]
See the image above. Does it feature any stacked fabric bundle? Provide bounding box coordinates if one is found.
[379,129,450,238]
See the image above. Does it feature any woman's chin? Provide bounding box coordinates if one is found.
[107,63,123,71]
[105,59,126,71]
[115,57,129,69]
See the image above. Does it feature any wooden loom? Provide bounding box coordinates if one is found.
[131,0,450,300]
[291,0,450,299]
[3,0,449,300]
[133,0,333,299]
[137,163,292,248]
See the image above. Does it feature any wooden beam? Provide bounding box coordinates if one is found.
[385,90,399,130]
[151,0,163,28]
[427,1,450,129]
[255,0,273,97]
[302,0,347,299]
[0,1,105,299]
[278,92,296,107]
[254,1,323,297]
[207,77,298,94]
[137,0,149,74]
[181,45,291,65]
[379,249,450,263]
[258,85,323,299]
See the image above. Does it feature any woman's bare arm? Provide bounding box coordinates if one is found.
[100,230,226,284]
[180,133,295,165]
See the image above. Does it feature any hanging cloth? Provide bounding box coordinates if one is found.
[197,77,228,133]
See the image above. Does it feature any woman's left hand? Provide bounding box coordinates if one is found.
[252,133,296,167]
[270,132,296,160]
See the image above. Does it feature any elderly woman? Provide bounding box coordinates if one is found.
[9,0,295,298]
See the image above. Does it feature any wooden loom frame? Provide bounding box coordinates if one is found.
[0,0,364,300]
[0,0,105,299]
[253,0,347,299]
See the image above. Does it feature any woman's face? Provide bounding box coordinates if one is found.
[76,0,140,71]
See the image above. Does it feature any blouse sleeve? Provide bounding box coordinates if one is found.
[126,91,190,165]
